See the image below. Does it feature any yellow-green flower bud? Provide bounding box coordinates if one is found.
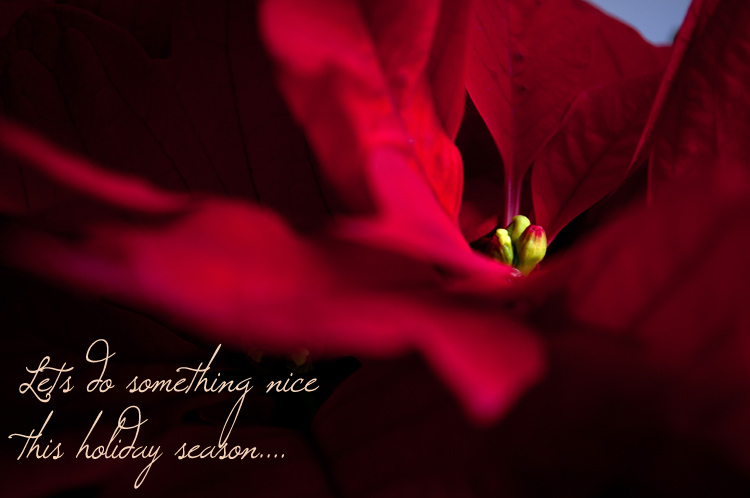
[488,228,514,266]
[506,215,531,246]
[516,225,547,276]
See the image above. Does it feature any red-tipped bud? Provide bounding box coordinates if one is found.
[516,225,547,276]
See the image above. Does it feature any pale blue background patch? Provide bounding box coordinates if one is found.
[587,0,692,44]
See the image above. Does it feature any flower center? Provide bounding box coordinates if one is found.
[487,215,547,276]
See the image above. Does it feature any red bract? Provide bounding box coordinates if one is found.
[259,0,467,219]
[465,0,670,229]
[1,0,749,495]
[530,71,663,241]
[0,118,542,424]
[522,183,750,477]
[634,0,750,196]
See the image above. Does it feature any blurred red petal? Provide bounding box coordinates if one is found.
[314,346,750,497]
[0,124,542,423]
[3,199,542,421]
[0,121,188,214]
[313,357,489,498]
[518,179,750,471]
[260,0,467,220]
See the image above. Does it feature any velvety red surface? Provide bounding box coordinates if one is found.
[1,0,748,496]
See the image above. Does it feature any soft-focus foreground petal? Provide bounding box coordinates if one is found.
[466,0,669,225]
[260,0,508,278]
[0,123,543,423]
[0,1,333,227]
[312,350,750,497]
[348,358,748,496]
[632,0,750,197]
[0,122,188,214]
[516,176,750,473]
[259,0,468,221]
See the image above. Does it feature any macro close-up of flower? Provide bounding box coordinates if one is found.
[1,0,749,496]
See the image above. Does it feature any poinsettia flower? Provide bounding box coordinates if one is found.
[1,2,750,496]
[462,0,672,240]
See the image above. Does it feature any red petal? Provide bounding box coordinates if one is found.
[0,122,188,214]
[428,0,472,139]
[519,181,750,471]
[313,357,487,497]
[0,124,542,422]
[633,0,750,197]
[260,0,468,220]
[467,0,669,224]
[314,345,750,496]
[532,71,663,241]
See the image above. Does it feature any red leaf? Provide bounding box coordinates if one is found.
[313,357,489,497]
[631,0,750,197]
[532,71,663,241]
[259,0,469,221]
[518,180,750,472]
[467,0,669,224]
[4,200,543,421]
[0,121,188,214]
[427,0,472,140]
[3,201,543,421]
[314,347,750,496]
[631,0,720,169]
